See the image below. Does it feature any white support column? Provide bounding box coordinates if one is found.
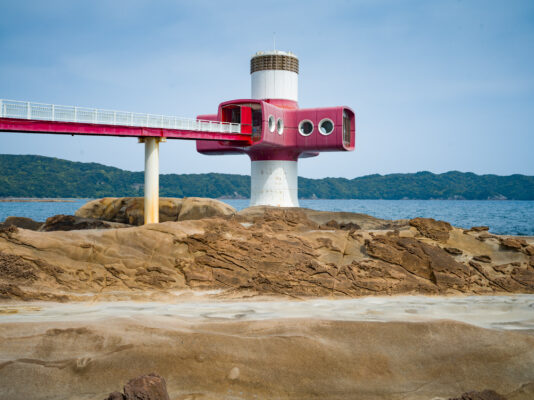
[141,137,164,224]
[250,160,299,207]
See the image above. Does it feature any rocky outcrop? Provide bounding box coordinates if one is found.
[1,216,43,231]
[409,217,452,242]
[39,214,131,231]
[75,197,236,225]
[104,374,170,400]
[238,206,408,230]
[0,208,532,300]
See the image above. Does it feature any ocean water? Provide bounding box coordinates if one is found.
[1,198,533,236]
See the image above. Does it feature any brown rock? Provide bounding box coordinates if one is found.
[3,216,43,231]
[445,247,463,255]
[477,232,495,241]
[320,220,361,231]
[500,238,527,250]
[39,214,131,231]
[123,373,170,400]
[473,255,492,263]
[470,226,490,232]
[177,197,235,221]
[409,217,452,242]
[238,206,406,230]
[0,207,532,300]
[104,392,125,400]
[76,197,235,225]
[524,245,534,256]
[365,232,471,290]
[0,252,37,282]
[448,389,507,400]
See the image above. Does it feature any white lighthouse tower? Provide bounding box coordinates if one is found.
[250,50,300,207]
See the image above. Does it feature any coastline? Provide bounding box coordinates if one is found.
[0,198,77,202]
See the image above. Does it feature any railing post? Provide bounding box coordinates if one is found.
[52,104,55,121]
[0,100,3,118]
[74,107,77,122]
[113,111,116,125]
[27,101,31,119]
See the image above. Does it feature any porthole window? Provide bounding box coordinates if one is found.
[298,120,314,136]
[276,118,284,135]
[319,118,334,135]
[268,115,275,132]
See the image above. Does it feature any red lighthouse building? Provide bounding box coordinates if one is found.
[197,50,356,207]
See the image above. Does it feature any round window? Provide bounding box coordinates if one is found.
[319,118,334,135]
[276,118,284,135]
[268,115,275,133]
[298,120,314,136]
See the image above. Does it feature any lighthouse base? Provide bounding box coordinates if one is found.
[250,160,299,207]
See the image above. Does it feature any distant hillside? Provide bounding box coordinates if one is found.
[1,154,533,200]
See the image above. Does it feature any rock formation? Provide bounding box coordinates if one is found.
[104,374,170,400]
[0,205,532,300]
[75,197,236,225]
[39,214,131,231]
[1,216,43,231]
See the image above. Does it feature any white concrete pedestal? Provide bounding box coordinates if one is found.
[250,160,299,207]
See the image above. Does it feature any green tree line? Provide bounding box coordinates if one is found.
[1,155,533,200]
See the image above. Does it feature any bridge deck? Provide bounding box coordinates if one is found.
[0,99,251,143]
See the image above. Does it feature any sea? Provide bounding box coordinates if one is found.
[1,199,533,236]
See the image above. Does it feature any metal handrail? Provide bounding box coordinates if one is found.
[0,99,243,134]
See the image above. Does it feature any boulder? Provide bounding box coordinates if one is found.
[2,216,43,231]
[76,197,235,225]
[103,373,170,400]
[178,197,236,221]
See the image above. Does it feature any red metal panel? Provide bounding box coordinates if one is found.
[0,118,252,144]
[316,107,343,151]
[240,106,252,134]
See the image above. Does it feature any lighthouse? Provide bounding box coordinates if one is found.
[196,50,356,207]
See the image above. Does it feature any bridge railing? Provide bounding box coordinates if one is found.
[0,99,242,134]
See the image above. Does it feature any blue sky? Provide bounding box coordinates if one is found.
[1,0,533,178]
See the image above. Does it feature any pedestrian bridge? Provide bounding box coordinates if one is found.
[0,98,252,224]
[0,99,250,142]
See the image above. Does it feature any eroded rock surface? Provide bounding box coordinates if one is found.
[76,197,236,225]
[39,214,131,232]
[1,216,43,231]
[0,318,532,400]
[0,208,532,300]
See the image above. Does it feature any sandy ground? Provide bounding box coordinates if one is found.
[1,295,534,400]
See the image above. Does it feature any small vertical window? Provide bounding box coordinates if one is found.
[277,118,284,135]
[268,115,275,132]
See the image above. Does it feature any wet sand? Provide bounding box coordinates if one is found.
[1,295,534,400]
